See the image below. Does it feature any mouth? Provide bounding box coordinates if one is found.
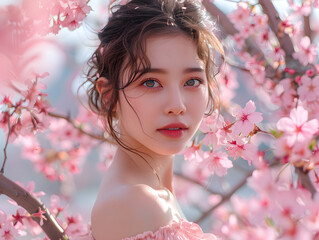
[157,123,188,138]
[157,123,188,130]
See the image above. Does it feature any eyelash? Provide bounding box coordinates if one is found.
[141,78,203,88]
[184,78,203,87]
[142,78,161,88]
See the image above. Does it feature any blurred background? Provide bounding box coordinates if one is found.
[0,0,313,238]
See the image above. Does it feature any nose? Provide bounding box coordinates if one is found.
[164,88,186,116]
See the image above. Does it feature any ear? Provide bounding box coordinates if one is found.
[96,77,117,115]
[96,77,109,96]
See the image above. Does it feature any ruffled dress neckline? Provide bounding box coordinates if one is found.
[85,218,220,240]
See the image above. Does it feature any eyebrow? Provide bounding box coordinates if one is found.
[140,67,204,74]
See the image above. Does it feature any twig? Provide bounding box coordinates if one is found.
[202,0,276,78]
[1,112,14,174]
[48,112,111,143]
[202,0,238,36]
[258,0,294,59]
[226,61,250,73]
[303,15,312,41]
[0,173,67,239]
[295,167,317,198]
[174,172,222,195]
[194,170,253,224]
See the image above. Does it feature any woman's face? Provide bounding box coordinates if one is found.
[117,33,209,156]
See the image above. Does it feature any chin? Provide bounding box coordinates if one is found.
[152,144,188,156]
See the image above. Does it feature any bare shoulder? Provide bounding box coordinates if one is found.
[91,184,173,240]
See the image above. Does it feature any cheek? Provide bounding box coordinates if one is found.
[190,87,209,114]
[117,95,150,127]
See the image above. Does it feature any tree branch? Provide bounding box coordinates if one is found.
[202,0,276,78]
[174,172,222,196]
[202,0,238,36]
[258,0,295,59]
[194,170,254,224]
[303,15,312,41]
[0,173,67,240]
[226,60,250,73]
[295,167,317,198]
[1,112,13,174]
[48,112,111,143]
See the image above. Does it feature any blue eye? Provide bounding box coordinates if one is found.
[143,79,160,88]
[185,79,201,87]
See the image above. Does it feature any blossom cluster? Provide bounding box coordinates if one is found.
[1,0,319,239]
[10,0,92,36]
[0,181,90,240]
[0,77,51,142]
[177,1,319,239]
[182,100,263,180]
[212,167,319,239]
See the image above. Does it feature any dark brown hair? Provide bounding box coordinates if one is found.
[84,0,224,168]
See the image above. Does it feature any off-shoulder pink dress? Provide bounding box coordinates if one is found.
[80,218,220,240]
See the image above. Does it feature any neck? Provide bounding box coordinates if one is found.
[110,146,175,194]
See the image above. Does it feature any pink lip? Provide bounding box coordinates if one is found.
[157,123,188,138]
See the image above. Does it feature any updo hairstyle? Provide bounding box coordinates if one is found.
[85,0,224,147]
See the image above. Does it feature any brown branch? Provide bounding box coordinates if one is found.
[303,15,312,41]
[194,170,254,224]
[226,60,250,73]
[295,167,317,198]
[1,112,14,174]
[202,0,238,36]
[202,0,277,78]
[0,173,67,240]
[258,0,295,59]
[48,112,112,143]
[174,172,222,196]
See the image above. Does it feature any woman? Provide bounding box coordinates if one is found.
[85,0,224,239]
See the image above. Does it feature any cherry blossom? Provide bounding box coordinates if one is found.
[297,75,319,102]
[271,78,297,110]
[293,36,318,66]
[200,111,226,148]
[1,0,319,239]
[225,136,258,165]
[12,208,26,227]
[290,0,312,16]
[200,151,233,177]
[251,14,268,32]
[268,46,286,64]
[31,207,47,226]
[232,100,263,136]
[182,142,204,162]
[64,214,88,238]
[277,106,318,146]
[228,5,250,31]
[0,222,20,240]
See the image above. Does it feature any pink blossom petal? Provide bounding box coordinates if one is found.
[247,112,263,124]
[232,106,242,118]
[301,75,311,86]
[277,117,295,132]
[290,106,308,126]
[313,76,319,87]
[243,100,256,114]
[300,36,310,48]
[232,121,244,135]
[241,121,254,136]
[302,119,319,136]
